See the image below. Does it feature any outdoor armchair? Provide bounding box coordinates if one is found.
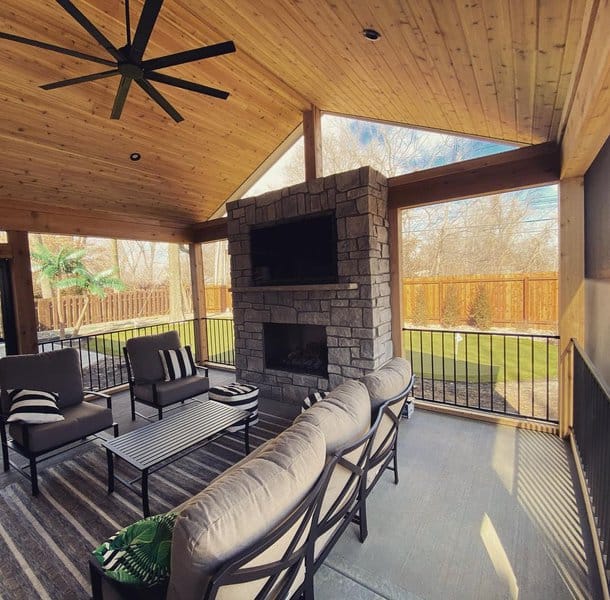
[124,330,209,421]
[0,347,117,496]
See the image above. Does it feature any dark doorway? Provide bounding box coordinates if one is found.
[263,323,328,377]
[0,260,18,356]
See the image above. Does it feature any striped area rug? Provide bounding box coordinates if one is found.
[0,411,290,600]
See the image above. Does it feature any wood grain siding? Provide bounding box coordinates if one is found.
[0,1,590,228]
[388,142,560,208]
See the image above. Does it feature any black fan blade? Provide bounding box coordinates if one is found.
[136,78,183,122]
[41,69,119,90]
[56,0,125,62]
[142,41,235,71]
[146,72,229,99]
[0,32,116,66]
[130,0,163,62]
[110,75,133,119]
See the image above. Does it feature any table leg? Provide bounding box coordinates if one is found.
[244,417,250,455]
[142,469,150,517]
[106,449,114,494]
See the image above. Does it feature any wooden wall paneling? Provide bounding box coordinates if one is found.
[389,206,403,358]
[559,177,585,437]
[303,106,322,181]
[189,243,209,363]
[6,231,38,354]
[560,0,610,177]
[388,142,560,209]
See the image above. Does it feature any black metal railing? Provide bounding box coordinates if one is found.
[572,341,610,582]
[403,327,559,422]
[38,317,235,391]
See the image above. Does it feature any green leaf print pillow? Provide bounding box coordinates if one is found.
[92,512,177,586]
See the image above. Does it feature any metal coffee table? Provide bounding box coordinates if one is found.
[103,400,250,516]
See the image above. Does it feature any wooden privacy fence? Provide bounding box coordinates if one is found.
[36,285,233,330]
[402,272,558,329]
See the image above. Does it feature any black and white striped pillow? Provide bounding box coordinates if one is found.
[6,389,64,424]
[158,346,196,381]
[301,391,329,413]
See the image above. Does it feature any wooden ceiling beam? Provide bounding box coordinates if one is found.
[560,0,610,177]
[388,142,560,208]
[0,205,193,243]
[191,218,228,243]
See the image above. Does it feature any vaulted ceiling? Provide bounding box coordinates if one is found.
[0,0,591,231]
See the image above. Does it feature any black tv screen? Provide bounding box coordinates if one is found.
[250,213,338,286]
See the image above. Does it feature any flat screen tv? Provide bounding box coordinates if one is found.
[250,213,338,286]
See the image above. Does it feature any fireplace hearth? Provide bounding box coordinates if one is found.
[264,323,328,377]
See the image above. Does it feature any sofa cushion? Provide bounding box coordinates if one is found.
[8,401,113,453]
[159,347,197,381]
[301,391,329,413]
[134,376,209,407]
[6,389,64,424]
[92,512,177,586]
[0,348,83,411]
[126,331,181,384]
[167,420,325,600]
[295,379,370,454]
[360,357,412,411]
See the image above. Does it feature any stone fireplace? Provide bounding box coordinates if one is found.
[227,166,393,405]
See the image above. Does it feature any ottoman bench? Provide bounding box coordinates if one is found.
[208,383,259,432]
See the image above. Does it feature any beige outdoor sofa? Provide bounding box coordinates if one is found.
[90,357,414,600]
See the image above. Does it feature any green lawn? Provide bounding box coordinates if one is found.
[403,330,558,383]
[87,319,235,365]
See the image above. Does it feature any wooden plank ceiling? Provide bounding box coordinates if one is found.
[0,0,586,231]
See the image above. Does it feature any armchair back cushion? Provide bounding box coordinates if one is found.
[126,331,181,384]
[361,357,412,411]
[167,420,325,600]
[0,347,84,412]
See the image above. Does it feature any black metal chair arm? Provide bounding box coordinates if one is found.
[84,389,112,409]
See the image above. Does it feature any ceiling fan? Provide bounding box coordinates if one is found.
[0,0,236,122]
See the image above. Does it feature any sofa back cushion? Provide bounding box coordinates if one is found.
[167,420,326,600]
[361,357,412,411]
[0,348,83,411]
[126,331,181,384]
[294,379,370,454]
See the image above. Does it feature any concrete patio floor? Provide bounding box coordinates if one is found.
[0,367,602,599]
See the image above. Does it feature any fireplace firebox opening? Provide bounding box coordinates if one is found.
[263,323,328,378]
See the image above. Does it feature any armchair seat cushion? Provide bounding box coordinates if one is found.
[133,376,209,407]
[8,401,113,453]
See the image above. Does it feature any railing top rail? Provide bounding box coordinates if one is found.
[37,316,233,346]
[402,326,559,340]
[572,339,610,402]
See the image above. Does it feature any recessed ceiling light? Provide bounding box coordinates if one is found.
[363,28,381,41]
[130,152,141,161]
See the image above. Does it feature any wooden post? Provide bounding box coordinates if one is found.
[558,177,585,437]
[389,206,404,358]
[303,105,322,181]
[189,243,209,364]
[7,231,38,354]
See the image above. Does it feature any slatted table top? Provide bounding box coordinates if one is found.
[103,400,248,471]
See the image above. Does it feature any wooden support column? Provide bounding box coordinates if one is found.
[303,106,322,181]
[389,206,404,358]
[559,177,585,437]
[189,243,209,364]
[7,231,38,354]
